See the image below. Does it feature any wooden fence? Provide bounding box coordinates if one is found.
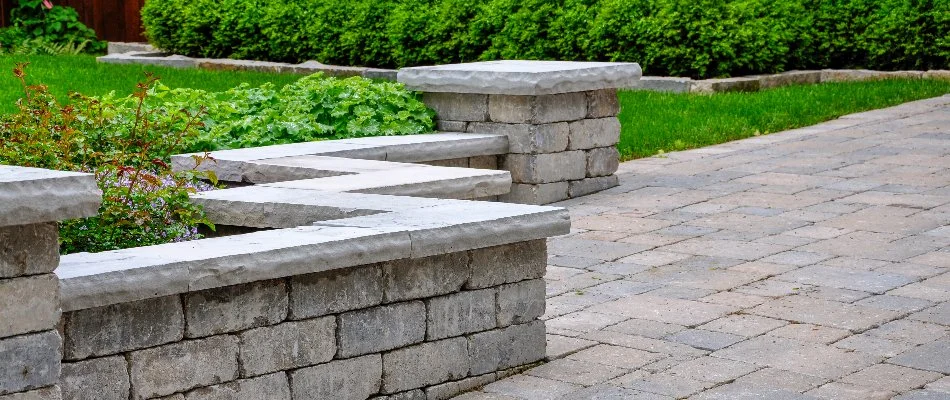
[1,0,146,43]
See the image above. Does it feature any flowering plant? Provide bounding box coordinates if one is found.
[0,64,215,253]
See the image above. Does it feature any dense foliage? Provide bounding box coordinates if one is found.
[141,0,950,79]
[142,74,435,152]
[0,0,105,55]
[0,65,214,253]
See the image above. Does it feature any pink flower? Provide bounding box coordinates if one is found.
[42,0,53,9]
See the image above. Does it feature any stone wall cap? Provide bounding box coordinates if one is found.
[398,60,642,95]
[0,165,102,227]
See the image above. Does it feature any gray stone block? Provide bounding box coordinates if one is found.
[0,165,101,227]
[586,89,620,118]
[469,321,546,375]
[383,253,468,303]
[63,295,183,360]
[362,68,398,81]
[97,53,198,69]
[488,93,587,124]
[423,93,488,122]
[61,356,129,400]
[756,71,821,89]
[467,122,569,154]
[152,395,184,400]
[468,240,547,289]
[290,355,381,400]
[924,70,950,80]
[381,337,470,393]
[497,279,546,327]
[586,147,620,177]
[0,223,58,278]
[499,182,570,205]
[107,42,157,54]
[422,158,469,168]
[820,69,883,83]
[436,120,469,132]
[630,77,693,93]
[398,61,642,96]
[289,265,383,320]
[427,290,497,340]
[568,176,619,198]
[503,151,586,184]
[238,317,335,377]
[184,280,287,338]
[0,274,59,337]
[425,373,497,400]
[0,387,62,400]
[567,118,621,150]
[337,302,426,357]
[128,336,239,399]
[469,155,500,170]
[691,77,761,93]
[185,372,290,400]
[0,331,61,395]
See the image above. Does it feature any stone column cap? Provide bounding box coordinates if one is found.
[398,60,642,96]
[0,165,102,227]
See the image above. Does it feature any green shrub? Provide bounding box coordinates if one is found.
[0,65,214,254]
[0,0,105,55]
[142,0,950,79]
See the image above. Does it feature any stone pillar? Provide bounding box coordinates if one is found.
[398,60,641,204]
[0,166,100,400]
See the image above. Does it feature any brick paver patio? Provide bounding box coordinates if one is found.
[458,95,950,400]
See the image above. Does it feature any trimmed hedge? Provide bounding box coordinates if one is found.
[142,0,950,79]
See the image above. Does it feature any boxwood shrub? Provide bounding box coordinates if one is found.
[141,0,950,79]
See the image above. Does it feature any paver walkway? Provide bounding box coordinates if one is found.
[458,95,950,400]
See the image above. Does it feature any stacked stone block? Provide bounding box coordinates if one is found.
[58,240,548,400]
[424,90,622,204]
[1,166,100,400]
[0,224,63,400]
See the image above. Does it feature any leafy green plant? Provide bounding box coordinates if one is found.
[0,0,105,55]
[0,64,215,254]
[108,73,435,151]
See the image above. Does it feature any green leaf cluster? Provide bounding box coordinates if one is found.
[0,0,105,55]
[141,0,950,79]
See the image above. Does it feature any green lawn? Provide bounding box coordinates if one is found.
[617,79,950,160]
[0,55,301,113]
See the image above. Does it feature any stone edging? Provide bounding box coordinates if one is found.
[634,69,950,94]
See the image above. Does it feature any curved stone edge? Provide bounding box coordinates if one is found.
[398,61,643,96]
[0,165,102,227]
[57,196,570,312]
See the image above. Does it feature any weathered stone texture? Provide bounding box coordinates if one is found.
[381,337,470,393]
[290,265,383,319]
[691,77,761,93]
[568,176,619,198]
[238,317,335,377]
[468,155,499,170]
[290,355,382,400]
[567,118,621,150]
[0,331,61,395]
[185,373,290,400]
[496,279,546,327]
[337,302,426,357]
[467,122,569,154]
[427,290,496,340]
[0,387,62,400]
[0,274,59,338]
[586,147,620,177]
[63,295,183,360]
[425,373,497,400]
[468,241,547,289]
[503,151,586,184]
[586,89,620,118]
[61,356,129,400]
[423,93,488,122]
[184,280,287,338]
[499,182,569,205]
[469,321,546,375]
[128,336,239,399]
[435,120,468,132]
[488,93,587,124]
[0,223,58,278]
[383,254,468,302]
